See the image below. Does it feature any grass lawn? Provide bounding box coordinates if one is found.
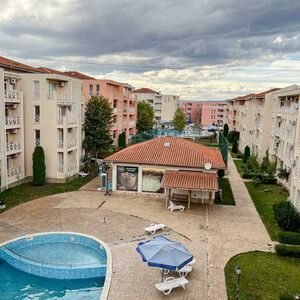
[218,178,236,205]
[233,159,244,176]
[225,251,300,299]
[0,170,97,212]
[245,182,288,241]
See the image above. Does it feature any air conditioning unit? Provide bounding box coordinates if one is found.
[58,82,65,87]
[290,159,296,167]
[10,78,17,84]
[11,104,18,109]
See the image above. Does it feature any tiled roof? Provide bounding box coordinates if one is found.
[254,88,280,97]
[133,88,159,94]
[105,137,225,169]
[0,55,41,73]
[64,71,95,80]
[36,67,67,76]
[162,170,218,191]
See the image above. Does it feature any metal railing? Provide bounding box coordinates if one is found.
[6,141,21,152]
[7,166,22,177]
[67,140,77,148]
[5,116,21,126]
[4,90,22,100]
[34,115,40,123]
[68,161,77,171]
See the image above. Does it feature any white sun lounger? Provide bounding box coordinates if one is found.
[168,201,185,212]
[144,223,166,234]
[155,277,189,295]
[187,258,196,266]
[162,264,193,277]
[79,171,89,177]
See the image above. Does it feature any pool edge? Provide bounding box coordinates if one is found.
[0,231,112,300]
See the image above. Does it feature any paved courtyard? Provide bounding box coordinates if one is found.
[0,155,271,299]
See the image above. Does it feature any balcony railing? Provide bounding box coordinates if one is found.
[50,93,74,105]
[5,116,21,126]
[33,91,40,99]
[57,116,77,125]
[58,164,64,172]
[67,117,77,125]
[67,140,77,148]
[35,139,40,146]
[58,140,64,149]
[128,107,136,113]
[113,91,123,99]
[68,161,77,171]
[6,141,21,153]
[4,90,22,101]
[128,120,135,128]
[7,166,22,177]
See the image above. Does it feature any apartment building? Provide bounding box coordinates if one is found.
[179,101,201,123]
[0,56,83,189]
[133,88,179,124]
[200,101,227,128]
[65,71,137,144]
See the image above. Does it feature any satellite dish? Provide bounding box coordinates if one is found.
[204,162,212,170]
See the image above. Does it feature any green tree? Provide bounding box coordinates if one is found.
[243,146,250,163]
[223,124,229,138]
[80,153,93,172]
[173,107,186,131]
[118,131,126,148]
[83,95,113,157]
[32,146,46,186]
[137,101,154,132]
[232,137,238,153]
[261,150,276,177]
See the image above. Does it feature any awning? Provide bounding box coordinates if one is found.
[161,170,218,191]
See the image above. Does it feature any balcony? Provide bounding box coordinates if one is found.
[58,140,64,149]
[128,120,135,128]
[57,116,77,126]
[58,164,64,172]
[113,91,123,99]
[7,166,22,177]
[34,115,40,124]
[6,141,21,154]
[113,107,118,114]
[5,116,21,127]
[4,90,23,102]
[128,107,135,113]
[67,140,77,149]
[50,93,74,106]
[33,91,40,99]
[68,161,77,171]
[35,139,40,146]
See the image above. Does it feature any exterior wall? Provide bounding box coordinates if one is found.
[82,79,137,144]
[135,92,179,124]
[179,101,201,123]
[0,69,25,189]
[200,101,226,128]
[21,73,82,182]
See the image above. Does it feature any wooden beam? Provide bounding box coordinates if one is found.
[188,190,191,210]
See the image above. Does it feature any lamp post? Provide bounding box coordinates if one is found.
[235,265,241,300]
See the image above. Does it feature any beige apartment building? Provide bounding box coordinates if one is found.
[133,88,179,124]
[0,57,83,190]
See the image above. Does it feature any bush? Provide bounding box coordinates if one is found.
[32,146,46,186]
[280,293,296,300]
[275,244,300,258]
[223,124,229,138]
[243,146,250,163]
[227,130,239,143]
[279,231,300,245]
[118,131,126,148]
[261,177,277,184]
[273,200,300,231]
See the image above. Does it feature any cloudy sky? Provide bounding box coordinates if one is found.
[1,0,300,100]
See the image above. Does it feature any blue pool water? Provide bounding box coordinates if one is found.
[0,233,108,299]
[0,259,104,300]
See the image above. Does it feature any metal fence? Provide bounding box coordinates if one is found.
[218,131,229,166]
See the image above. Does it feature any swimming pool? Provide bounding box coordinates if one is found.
[0,232,112,300]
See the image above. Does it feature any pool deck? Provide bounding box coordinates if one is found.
[0,155,271,300]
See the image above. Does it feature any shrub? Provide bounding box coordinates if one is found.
[227,130,239,143]
[273,200,300,231]
[277,168,290,180]
[32,146,46,186]
[232,137,238,153]
[223,124,229,138]
[280,293,295,300]
[218,169,225,178]
[243,146,250,163]
[261,177,277,184]
[118,131,126,148]
[278,231,300,245]
[275,244,300,258]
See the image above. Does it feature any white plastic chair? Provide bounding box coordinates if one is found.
[168,201,185,212]
[144,223,166,234]
[79,171,89,177]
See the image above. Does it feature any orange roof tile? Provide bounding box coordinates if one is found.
[36,67,67,76]
[0,55,42,73]
[254,88,281,97]
[105,137,225,169]
[162,170,218,191]
[64,71,95,80]
[133,87,159,94]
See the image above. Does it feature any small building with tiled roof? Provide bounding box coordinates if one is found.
[105,137,226,207]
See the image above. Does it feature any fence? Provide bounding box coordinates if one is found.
[218,131,229,166]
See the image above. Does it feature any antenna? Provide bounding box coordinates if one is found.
[204,162,212,170]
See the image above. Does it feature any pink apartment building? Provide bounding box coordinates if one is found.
[179,100,226,127]
[65,71,137,145]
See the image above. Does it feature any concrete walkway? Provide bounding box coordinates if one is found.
[0,155,271,300]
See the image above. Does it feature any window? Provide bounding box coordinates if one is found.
[48,82,56,99]
[96,84,100,96]
[89,84,93,96]
[34,106,40,123]
[35,129,40,145]
[33,81,40,99]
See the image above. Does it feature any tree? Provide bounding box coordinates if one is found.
[243,146,250,163]
[118,131,126,148]
[173,107,186,131]
[274,200,300,231]
[261,150,276,177]
[32,146,46,186]
[232,137,238,153]
[80,153,93,172]
[223,124,229,138]
[83,95,113,157]
[137,101,154,132]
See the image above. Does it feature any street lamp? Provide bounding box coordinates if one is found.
[235,265,242,300]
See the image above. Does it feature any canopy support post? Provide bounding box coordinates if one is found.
[188,190,191,210]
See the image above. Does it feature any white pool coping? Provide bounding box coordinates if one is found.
[0,231,112,300]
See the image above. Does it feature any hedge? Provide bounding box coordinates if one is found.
[275,244,300,258]
[278,231,300,245]
[242,173,277,184]
[280,293,296,300]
